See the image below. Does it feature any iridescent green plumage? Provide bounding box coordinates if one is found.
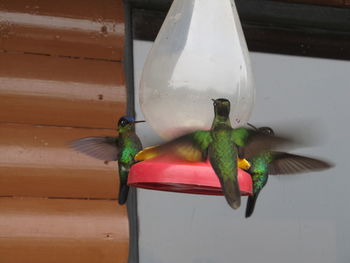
[69,116,143,205]
[209,126,240,208]
[245,126,332,218]
[246,151,273,218]
[136,99,290,209]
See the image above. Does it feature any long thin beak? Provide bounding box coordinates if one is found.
[211,99,216,102]
[133,120,145,124]
[247,122,257,130]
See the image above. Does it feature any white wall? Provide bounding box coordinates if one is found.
[134,40,349,263]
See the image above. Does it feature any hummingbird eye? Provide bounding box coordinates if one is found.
[258,127,274,135]
[118,118,130,127]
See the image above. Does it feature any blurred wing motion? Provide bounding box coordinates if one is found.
[136,146,251,170]
[232,127,293,159]
[69,136,119,161]
[245,151,333,218]
[135,131,212,162]
[268,152,333,175]
[135,145,161,161]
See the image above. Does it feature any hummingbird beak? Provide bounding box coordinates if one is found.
[247,123,258,130]
[133,120,146,124]
[211,99,216,102]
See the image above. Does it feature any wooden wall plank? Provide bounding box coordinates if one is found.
[0,123,120,199]
[0,197,128,263]
[0,0,124,60]
[0,52,124,84]
[0,52,126,129]
[0,1,129,262]
[0,0,124,20]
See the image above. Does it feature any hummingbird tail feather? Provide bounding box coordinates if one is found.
[245,192,260,218]
[222,179,241,209]
[118,184,129,205]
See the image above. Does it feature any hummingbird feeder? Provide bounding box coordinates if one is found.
[128,155,253,196]
[128,0,255,196]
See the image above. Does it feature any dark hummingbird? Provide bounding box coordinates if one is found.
[244,125,333,218]
[69,116,144,205]
[136,99,290,209]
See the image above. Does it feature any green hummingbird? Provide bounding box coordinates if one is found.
[245,125,333,218]
[136,99,290,209]
[69,116,144,205]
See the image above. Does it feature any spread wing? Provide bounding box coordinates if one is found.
[135,131,212,162]
[232,127,292,159]
[268,152,333,175]
[69,136,119,161]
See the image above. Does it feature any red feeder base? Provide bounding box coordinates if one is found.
[128,156,252,196]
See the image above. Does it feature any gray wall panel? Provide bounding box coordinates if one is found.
[134,40,348,263]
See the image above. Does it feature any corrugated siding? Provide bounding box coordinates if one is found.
[0,1,129,262]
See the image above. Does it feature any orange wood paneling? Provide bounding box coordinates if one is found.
[0,1,129,262]
[0,0,124,60]
[0,197,128,263]
[0,123,120,198]
[0,52,126,129]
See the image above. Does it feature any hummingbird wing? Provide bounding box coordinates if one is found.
[135,145,164,161]
[69,136,119,161]
[268,152,333,175]
[231,128,292,159]
[135,130,212,162]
